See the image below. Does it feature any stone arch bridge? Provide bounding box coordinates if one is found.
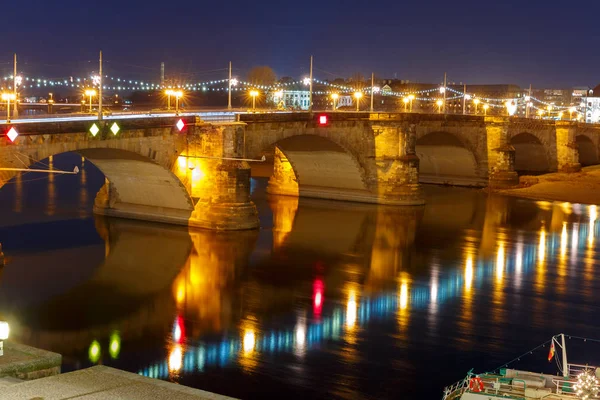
[0,113,598,230]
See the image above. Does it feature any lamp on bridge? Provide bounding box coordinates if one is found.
[569,107,577,120]
[408,94,415,112]
[249,90,259,112]
[436,99,443,114]
[84,89,96,113]
[483,104,489,116]
[173,90,183,115]
[403,97,409,111]
[473,98,480,114]
[165,89,174,111]
[331,93,339,111]
[0,321,9,356]
[537,109,545,119]
[1,92,16,123]
[354,92,363,112]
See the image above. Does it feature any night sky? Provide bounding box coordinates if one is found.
[1,0,599,87]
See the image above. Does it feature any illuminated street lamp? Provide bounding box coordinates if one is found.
[0,321,8,356]
[483,104,489,116]
[249,90,259,111]
[558,111,564,120]
[538,109,545,119]
[473,98,480,114]
[273,90,283,109]
[165,89,174,111]
[354,92,363,112]
[173,90,183,115]
[403,97,409,111]
[505,100,517,116]
[408,94,415,112]
[569,107,576,120]
[331,93,339,111]
[1,92,16,122]
[84,89,96,113]
[436,99,443,113]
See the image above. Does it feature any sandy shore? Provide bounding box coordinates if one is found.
[495,166,600,205]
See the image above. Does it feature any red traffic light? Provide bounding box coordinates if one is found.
[318,115,328,125]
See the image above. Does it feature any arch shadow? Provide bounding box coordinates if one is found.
[510,132,551,174]
[576,135,599,166]
[416,131,484,186]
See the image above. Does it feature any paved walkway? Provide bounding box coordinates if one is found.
[0,365,237,399]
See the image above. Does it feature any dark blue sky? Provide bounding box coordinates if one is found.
[1,0,599,87]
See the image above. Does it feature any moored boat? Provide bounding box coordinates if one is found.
[442,334,600,400]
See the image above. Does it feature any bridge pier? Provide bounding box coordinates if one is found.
[485,117,519,188]
[556,121,582,173]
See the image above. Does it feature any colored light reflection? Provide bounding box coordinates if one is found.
[465,255,473,293]
[346,290,357,329]
[313,278,324,315]
[589,205,597,247]
[109,331,121,359]
[173,316,185,344]
[243,330,256,354]
[88,340,101,363]
[168,345,183,372]
[496,241,505,283]
[560,222,568,259]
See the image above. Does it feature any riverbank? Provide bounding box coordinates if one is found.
[494,165,600,205]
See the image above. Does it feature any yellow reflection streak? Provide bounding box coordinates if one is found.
[589,205,597,248]
[560,222,568,260]
[397,274,410,336]
[243,330,256,354]
[346,290,357,329]
[571,223,579,267]
[465,255,473,293]
[496,241,505,283]
[168,344,183,372]
[535,226,547,294]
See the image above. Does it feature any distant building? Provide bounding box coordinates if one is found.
[271,90,311,110]
[584,85,600,123]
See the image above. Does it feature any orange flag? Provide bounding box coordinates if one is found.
[548,341,555,362]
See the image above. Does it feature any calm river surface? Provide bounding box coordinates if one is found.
[1,153,600,399]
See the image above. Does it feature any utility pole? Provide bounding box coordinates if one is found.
[463,83,467,115]
[161,62,165,86]
[228,61,232,110]
[526,84,532,119]
[370,72,375,113]
[13,54,18,118]
[308,55,313,113]
[98,50,103,121]
[443,72,447,114]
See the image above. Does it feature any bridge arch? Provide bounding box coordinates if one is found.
[510,132,552,174]
[576,134,599,166]
[415,131,484,186]
[257,134,376,203]
[0,145,195,225]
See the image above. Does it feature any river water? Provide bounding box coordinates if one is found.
[1,152,600,399]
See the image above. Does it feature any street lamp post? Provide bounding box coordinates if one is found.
[403,97,409,112]
[473,98,480,114]
[483,104,489,116]
[569,107,576,120]
[354,92,363,112]
[250,90,259,112]
[174,90,183,115]
[331,93,339,111]
[2,93,16,122]
[84,89,96,113]
[408,94,415,112]
[436,99,443,114]
[165,89,174,110]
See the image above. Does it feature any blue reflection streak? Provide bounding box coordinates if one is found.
[138,219,600,379]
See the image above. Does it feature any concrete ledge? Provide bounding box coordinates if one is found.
[0,365,237,399]
[0,342,61,380]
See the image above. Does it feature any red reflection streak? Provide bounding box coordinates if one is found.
[313,279,324,316]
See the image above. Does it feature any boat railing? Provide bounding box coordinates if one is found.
[441,376,468,400]
[568,363,599,377]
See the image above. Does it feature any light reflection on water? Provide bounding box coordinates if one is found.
[1,153,600,399]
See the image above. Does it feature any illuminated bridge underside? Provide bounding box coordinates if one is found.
[267,135,378,204]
